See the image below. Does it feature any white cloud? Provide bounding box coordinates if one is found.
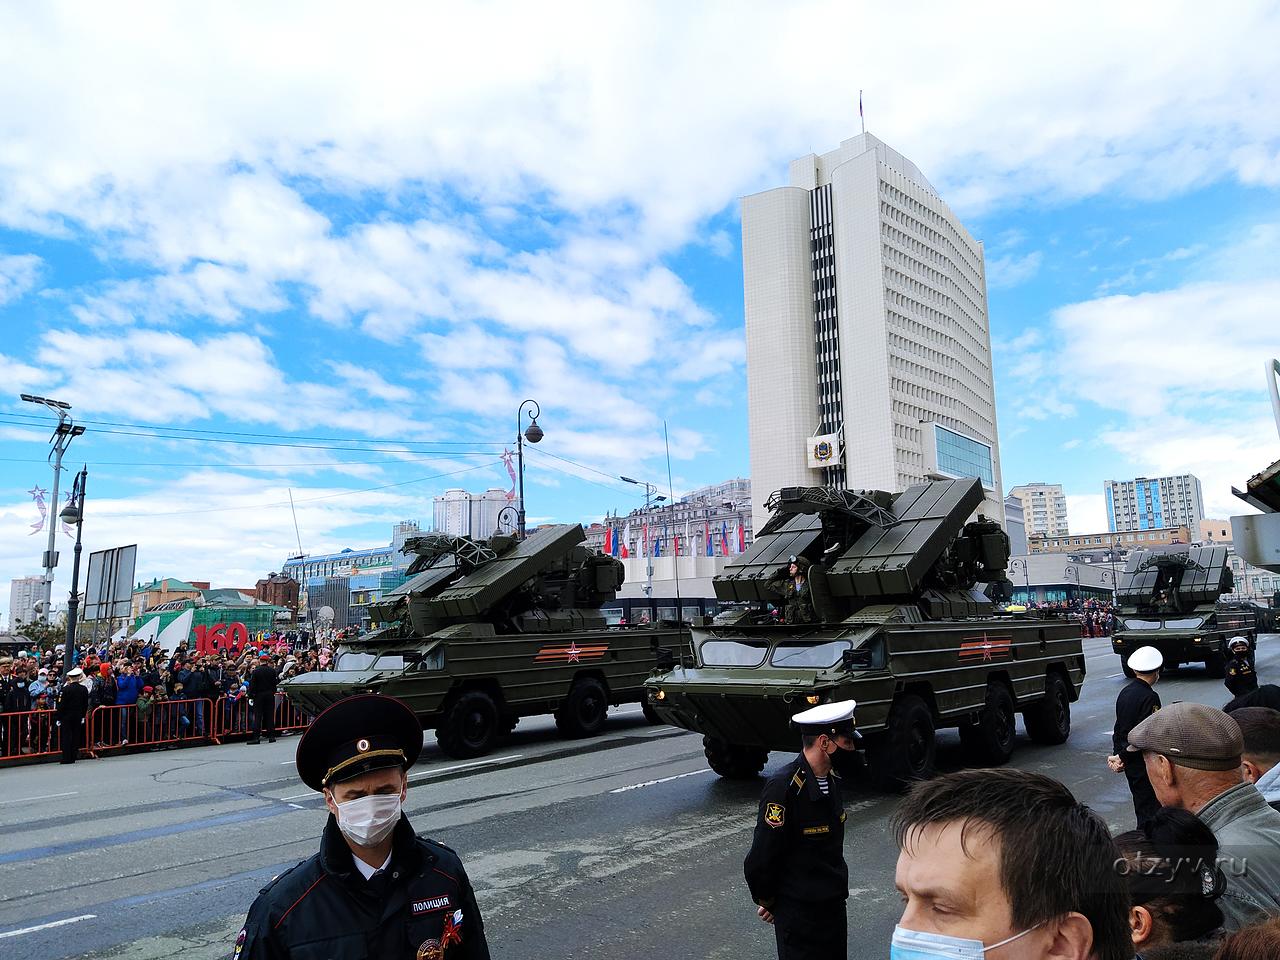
[986,250,1043,289]
[1065,494,1107,535]
[0,253,41,305]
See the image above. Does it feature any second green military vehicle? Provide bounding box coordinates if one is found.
[1110,546,1258,677]
[645,478,1086,790]
[283,524,687,758]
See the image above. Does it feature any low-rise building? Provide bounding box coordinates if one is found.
[1030,527,1192,555]
[131,577,209,620]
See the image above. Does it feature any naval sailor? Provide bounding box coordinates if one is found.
[1107,645,1163,829]
[744,699,858,960]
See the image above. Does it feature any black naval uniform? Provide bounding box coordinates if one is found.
[1114,678,1161,828]
[236,815,488,960]
[1225,653,1259,698]
[744,754,848,960]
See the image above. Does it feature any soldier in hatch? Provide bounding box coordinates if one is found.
[770,555,815,625]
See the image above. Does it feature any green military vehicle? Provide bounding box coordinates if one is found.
[645,478,1086,790]
[283,524,686,758]
[1110,546,1257,678]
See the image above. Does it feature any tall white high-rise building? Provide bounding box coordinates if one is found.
[741,133,1003,532]
[1105,475,1205,534]
[432,488,511,539]
[1008,483,1069,537]
[8,575,43,630]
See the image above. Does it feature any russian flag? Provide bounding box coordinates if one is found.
[705,524,713,556]
[720,522,729,556]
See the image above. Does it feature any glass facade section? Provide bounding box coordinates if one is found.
[933,425,994,487]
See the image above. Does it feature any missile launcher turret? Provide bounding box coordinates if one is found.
[645,477,1084,790]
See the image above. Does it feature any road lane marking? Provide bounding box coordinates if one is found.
[276,755,524,801]
[412,756,524,779]
[609,769,712,793]
[0,915,96,939]
[0,791,79,806]
[1106,673,1124,678]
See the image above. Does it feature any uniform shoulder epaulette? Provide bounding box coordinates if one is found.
[421,836,459,856]
[790,771,806,792]
[258,856,315,897]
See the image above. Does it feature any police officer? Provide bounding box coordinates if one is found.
[246,654,278,745]
[745,700,857,960]
[1107,646,1162,828]
[235,694,489,959]
[1224,636,1259,698]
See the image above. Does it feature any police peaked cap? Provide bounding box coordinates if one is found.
[790,699,859,739]
[296,693,423,792]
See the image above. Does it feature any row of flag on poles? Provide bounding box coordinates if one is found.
[601,519,747,559]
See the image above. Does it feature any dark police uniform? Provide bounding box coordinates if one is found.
[236,694,489,960]
[1114,677,1161,828]
[744,701,855,960]
[236,816,488,960]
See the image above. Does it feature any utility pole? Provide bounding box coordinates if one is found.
[21,394,84,624]
[620,476,666,621]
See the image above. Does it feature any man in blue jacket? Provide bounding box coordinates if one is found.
[115,662,143,745]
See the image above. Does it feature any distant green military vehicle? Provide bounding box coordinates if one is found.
[283,524,687,758]
[645,479,1086,790]
[1110,546,1257,678]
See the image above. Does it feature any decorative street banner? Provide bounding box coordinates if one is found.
[28,485,47,535]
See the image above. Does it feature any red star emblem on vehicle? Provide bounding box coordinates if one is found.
[566,641,581,663]
[979,633,994,661]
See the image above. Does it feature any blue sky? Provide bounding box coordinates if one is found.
[2,2,1279,612]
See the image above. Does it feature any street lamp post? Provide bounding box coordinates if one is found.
[20,394,84,623]
[515,399,543,539]
[1065,563,1080,603]
[620,476,666,617]
[60,467,88,667]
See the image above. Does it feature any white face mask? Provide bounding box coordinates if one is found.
[891,922,1043,960]
[332,793,402,847]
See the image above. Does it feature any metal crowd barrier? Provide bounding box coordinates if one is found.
[0,709,65,762]
[89,698,218,753]
[1,694,315,766]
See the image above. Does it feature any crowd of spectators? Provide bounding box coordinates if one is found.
[0,631,339,758]
[1017,597,1118,637]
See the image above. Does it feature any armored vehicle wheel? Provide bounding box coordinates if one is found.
[1023,673,1071,745]
[703,736,768,779]
[437,690,500,759]
[866,695,936,791]
[960,682,1016,765]
[1204,652,1226,679]
[555,678,609,738]
[641,699,662,725]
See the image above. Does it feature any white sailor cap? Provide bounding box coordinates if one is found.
[790,699,859,738]
[1227,636,1250,650]
[1127,646,1163,673]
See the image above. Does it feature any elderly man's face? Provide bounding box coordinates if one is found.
[895,821,1049,957]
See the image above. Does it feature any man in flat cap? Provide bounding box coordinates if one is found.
[1129,700,1280,930]
[235,694,489,959]
[1107,645,1163,828]
[745,700,858,960]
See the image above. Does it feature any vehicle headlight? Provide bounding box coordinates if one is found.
[1193,637,1201,643]
[654,689,666,701]
[806,694,821,705]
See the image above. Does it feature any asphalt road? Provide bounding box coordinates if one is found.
[1,634,1275,960]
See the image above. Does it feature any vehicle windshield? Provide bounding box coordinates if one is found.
[334,651,377,671]
[1123,619,1162,630]
[770,640,850,668]
[1163,617,1206,630]
[369,653,407,672]
[699,639,769,667]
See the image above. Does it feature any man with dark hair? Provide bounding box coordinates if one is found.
[246,654,277,744]
[745,701,858,960]
[1129,701,1280,929]
[1222,706,1280,810]
[891,768,1133,960]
